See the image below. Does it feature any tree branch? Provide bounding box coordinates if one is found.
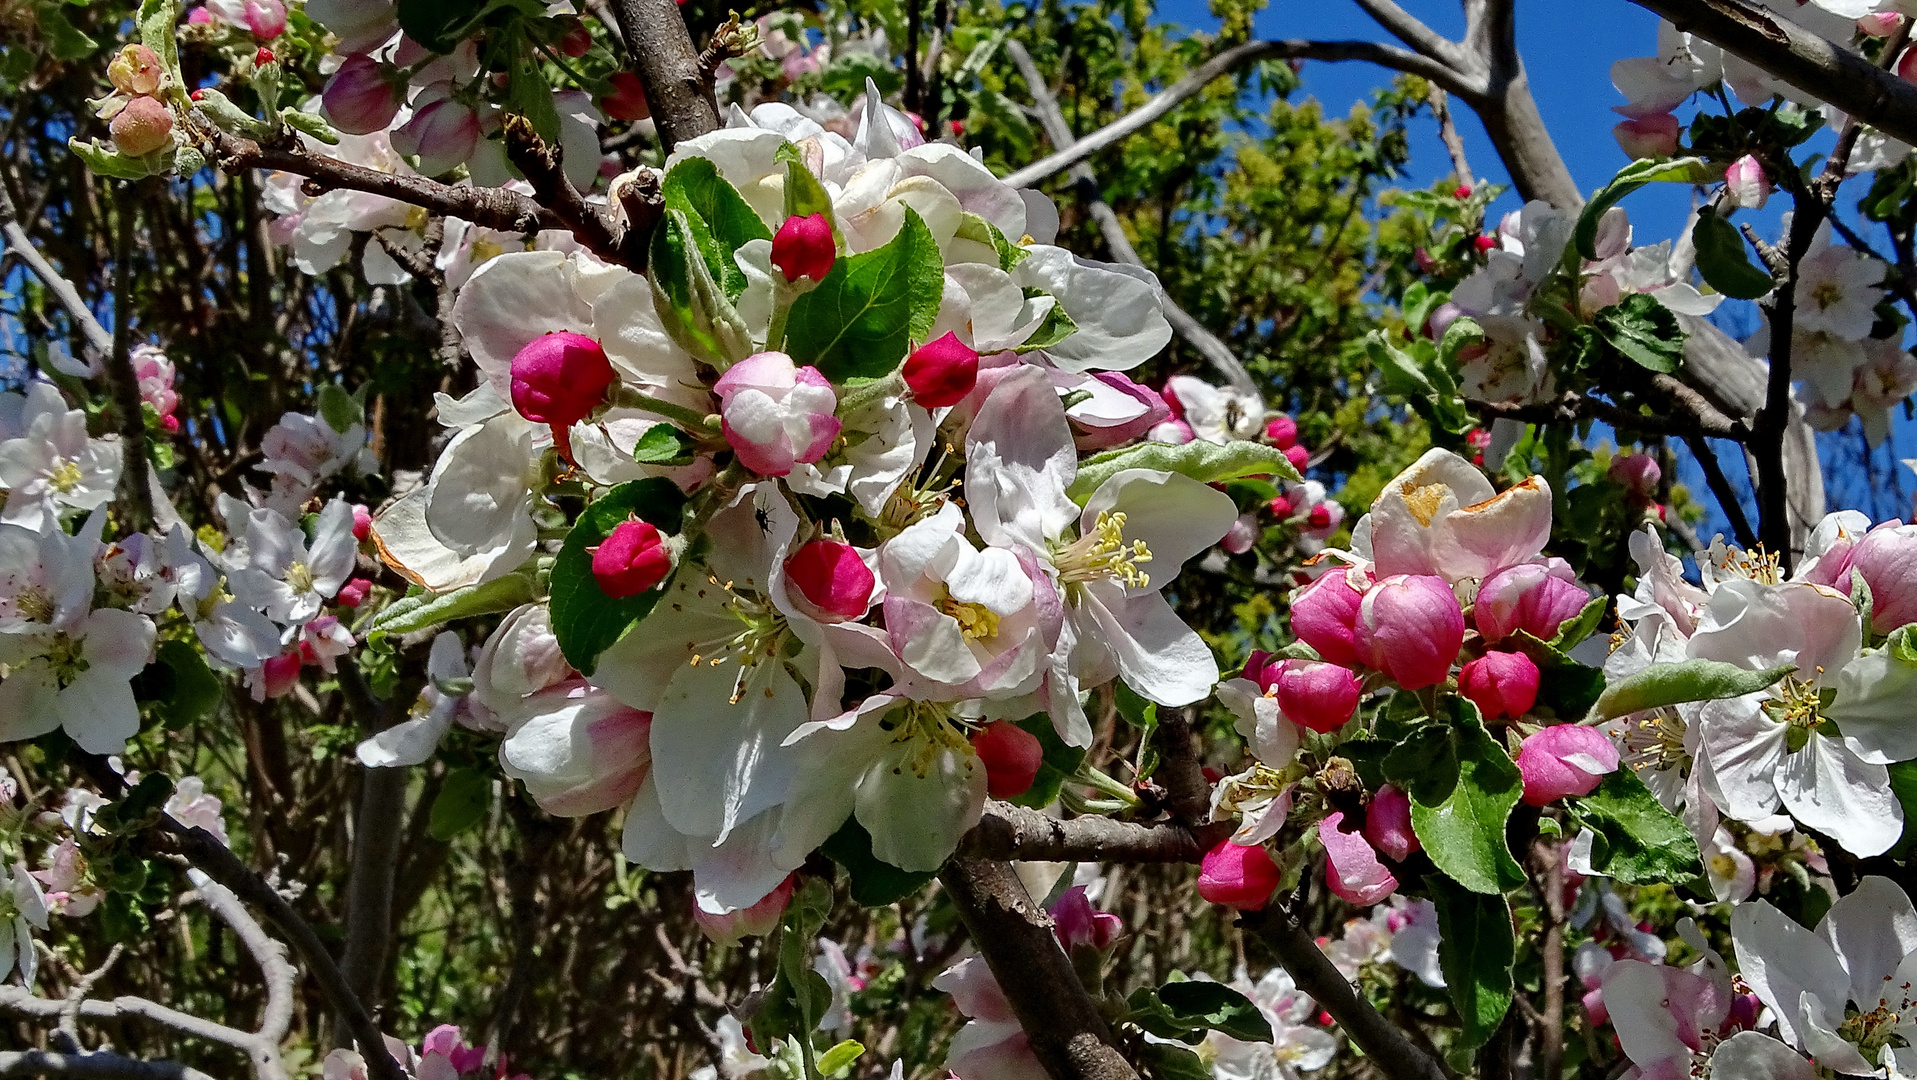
[1246,905,1452,1080]
[960,801,1228,862]
[609,0,721,149]
[938,857,1140,1080]
[1001,39,1472,189]
[1682,432,1759,548]
[0,1052,216,1080]
[1630,0,1917,149]
[0,178,111,356]
[1428,85,1475,183]
[500,114,620,262]
[1349,0,1465,70]
[1004,40,1260,396]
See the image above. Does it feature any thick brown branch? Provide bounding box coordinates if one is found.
[1467,382,1750,441]
[1630,0,1917,148]
[500,114,621,262]
[939,857,1140,1080]
[960,801,1227,862]
[609,0,721,149]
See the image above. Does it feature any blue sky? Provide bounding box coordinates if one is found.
[1153,0,1917,533]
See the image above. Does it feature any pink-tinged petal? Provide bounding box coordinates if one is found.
[715,350,800,398]
[798,412,842,464]
[1320,811,1398,905]
[1516,726,1620,805]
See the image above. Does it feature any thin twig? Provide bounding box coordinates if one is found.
[1682,433,1759,548]
[1428,84,1474,184]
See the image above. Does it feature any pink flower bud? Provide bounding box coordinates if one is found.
[1848,521,1917,630]
[335,577,373,608]
[555,16,593,57]
[1222,514,1258,555]
[1354,575,1464,690]
[1307,503,1337,532]
[1241,650,1276,685]
[322,55,402,136]
[1426,301,1465,340]
[1268,493,1295,518]
[904,332,980,409]
[244,0,286,38]
[162,414,181,434]
[1454,184,1473,199]
[972,721,1043,799]
[1197,840,1281,911]
[1264,415,1298,449]
[351,503,373,541]
[1473,234,1496,253]
[600,72,650,121]
[590,519,671,598]
[1290,566,1371,667]
[111,95,175,157]
[771,213,835,283]
[1284,444,1310,473]
[694,875,794,945]
[1607,453,1661,495]
[1050,885,1122,951]
[1474,561,1591,644]
[1901,46,1917,83]
[259,652,302,699]
[784,540,874,620]
[187,6,213,23]
[1271,659,1361,734]
[1613,113,1681,160]
[108,45,164,96]
[1147,418,1193,445]
[1516,725,1620,806]
[1583,986,1609,1026]
[1723,154,1770,211]
[509,331,616,428]
[1459,650,1541,720]
[392,88,480,176]
[1364,784,1419,861]
[1861,12,1904,36]
[1320,811,1398,906]
[714,351,841,477]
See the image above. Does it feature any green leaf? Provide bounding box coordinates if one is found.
[153,639,221,728]
[776,142,841,242]
[821,818,937,906]
[1067,439,1301,503]
[1595,293,1686,374]
[1138,1042,1213,1080]
[1885,760,1917,859]
[505,53,562,147]
[956,213,1029,272]
[784,207,944,382]
[281,109,341,145]
[1011,713,1088,809]
[1013,299,1078,353]
[397,0,496,54]
[549,478,688,675]
[816,1040,865,1078]
[429,767,490,840]
[68,138,159,181]
[318,382,362,434]
[1692,212,1774,300]
[1154,982,1274,1043]
[649,209,754,364]
[1549,595,1609,651]
[1592,659,1795,720]
[366,570,538,637]
[662,156,773,300]
[136,0,182,94]
[630,422,699,466]
[1367,331,1471,434]
[1575,156,1713,260]
[1569,768,1706,886]
[1430,876,1515,1049]
[1397,700,1526,894]
[36,2,97,60]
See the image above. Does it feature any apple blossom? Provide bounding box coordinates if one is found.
[1290,565,1370,666]
[1163,375,1263,444]
[1458,651,1540,720]
[1607,452,1662,494]
[0,383,123,530]
[694,875,794,945]
[1364,784,1419,861]
[903,332,980,408]
[1354,574,1465,689]
[1474,560,1592,643]
[784,539,876,621]
[1208,967,1338,1078]
[771,213,835,283]
[1515,725,1619,805]
[242,0,285,37]
[1320,812,1398,906]
[499,682,652,817]
[321,55,402,136]
[1724,154,1771,210]
[1269,658,1361,733]
[1198,840,1281,911]
[591,519,672,599]
[1264,414,1298,448]
[108,45,163,97]
[1845,520,1917,629]
[1613,113,1681,159]
[715,351,841,477]
[971,720,1042,799]
[1051,885,1121,951]
[935,958,1046,1080]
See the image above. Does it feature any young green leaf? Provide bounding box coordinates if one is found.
[366,570,539,638]
[1430,876,1516,1049]
[549,478,688,674]
[1575,157,1714,260]
[1569,768,1706,886]
[662,156,774,299]
[1692,212,1775,301]
[1396,701,1527,894]
[821,818,937,906]
[1067,439,1302,503]
[783,207,944,382]
[1591,659,1796,720]
[429,767,491,841]
[1595,294,1686,375]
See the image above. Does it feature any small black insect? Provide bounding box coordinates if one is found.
[754,506,772,533]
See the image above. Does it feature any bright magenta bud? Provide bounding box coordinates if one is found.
[1197,840,1281,911]
[351,503,373,541]
[903,332,980,409]
[784,540,874,620]
[1051,885,1121,950]
[1901,45,1917,82]
[1861,12,1903,36]
[1459,650,1541,720]
[111,95,175,157]
[509,331,616,428]
[1475,561,1591,644]
[254,46,275,66]
[1355,574,1465,690]
[1307,503,1334,530]
[1473,234,1497,253]
[591,519,671,598]
[1364,784,1419,861]
[694,875,794,945]
[335,577,373,608]
[1290,567,1370,667]
[1320,812,1398,906]
[772,213,835,283]
[972,721,1043,800]
[259,651,302,699]
[1271,659,1361,734]
[1516,726,1620,806]
[108,45,164,96]
[243,0,286,38]
[1284,444,1310,472]
[600,72,651,121]
[1613,113,1681,160]
[1454,184,1473,199]
[1264,414,1298,449]
[322,55,402,135]
[1268,493,1295,518]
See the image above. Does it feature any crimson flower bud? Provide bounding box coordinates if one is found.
[351,503,373,541]
[903,332,980,409]
[1268,493,1295,518]
[600,71,651,121]
[335,577,373,608]
[1516,726,1619,806]
[1364,784,1419,861]
[1264,414,1298,449]
[1290,567,1371,667]
[108,45,164,96]
[258,651,302,699]
[111,96,175,157]
[784,540,874,620]
[1474,234,1497,253]
[972,721,1043,800]
[1271,659,1361,734]
[255,47,275,66]
[771,213,835,283]
[1197,840,1281,911]
[591,519,671,599]
[509,331,616,428]
[556,16,593,57]
[1354,574,1465,690]
[1459,650,1541,720]
[1454,184,1473,199]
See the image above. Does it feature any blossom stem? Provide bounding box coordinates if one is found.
[1071,762,1141,808]
[765,290,793,353]
[610,388,721,433]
